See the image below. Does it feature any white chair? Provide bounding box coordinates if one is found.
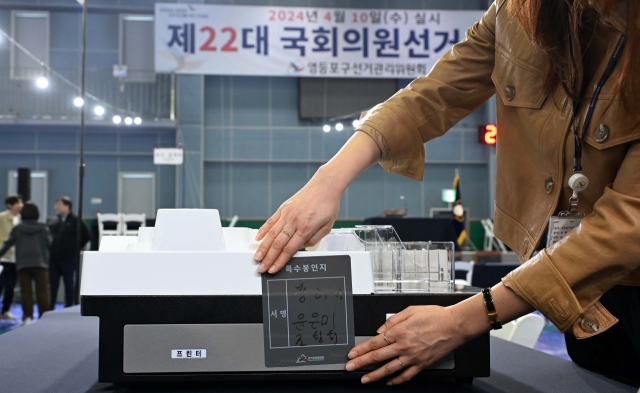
[228,215,239,228]
[454,261,473,287]
[490,313,545,348]
[481,218,507,252]
[121,213,146,236]
[97,213,123,242]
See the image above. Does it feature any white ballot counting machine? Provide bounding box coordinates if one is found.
[80,209,489,385]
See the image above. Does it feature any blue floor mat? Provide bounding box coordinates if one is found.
[0,301,66,335]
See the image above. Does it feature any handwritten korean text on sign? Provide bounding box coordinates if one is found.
[262,255,354,367]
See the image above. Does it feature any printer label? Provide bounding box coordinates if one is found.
[171,349,207,359]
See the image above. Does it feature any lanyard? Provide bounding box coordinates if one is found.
[563,34,626,215]
[572,34,627,173]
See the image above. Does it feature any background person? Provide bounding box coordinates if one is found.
[0,195,22,321]
[252,0,640,386]
[0,202,51,326]
[49,196,89,308]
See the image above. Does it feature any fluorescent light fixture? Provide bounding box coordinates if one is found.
[35,76,49,89]
[323,125,330,132]
[122,174,154,179]
[16,12,48,18]
[94,106,105,116]
[123,15,154,22]
[73,97,84,107]
[124,117,133,125]
[442,189,456,203]
[112,115,122,124]
[335,123,343,131]
[133,117,142,125]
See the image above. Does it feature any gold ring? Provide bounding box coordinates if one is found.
[397,358,404,368]
[281,230,293,239]
[383,334,391,346]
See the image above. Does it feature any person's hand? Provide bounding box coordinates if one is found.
[253,131,383,273]
[345,305,468,385]
[253,168,343,274]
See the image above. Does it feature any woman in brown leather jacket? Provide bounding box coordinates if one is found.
[253,0,640,385]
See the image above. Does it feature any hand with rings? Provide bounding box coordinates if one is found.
[345,305,467,385]
[253,171,343,274]
[253,133,381,274]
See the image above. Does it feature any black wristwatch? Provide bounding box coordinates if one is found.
[481,288,502,330]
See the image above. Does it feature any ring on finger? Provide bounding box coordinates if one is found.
[397,358,404,368]
[281,229,293,239]
[383,334,391,346]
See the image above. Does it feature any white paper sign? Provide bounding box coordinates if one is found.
[155,4,484,78]
[154,148,184,165]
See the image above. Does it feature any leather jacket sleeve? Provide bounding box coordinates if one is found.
[503,140,640,336]
[356,3,497,180]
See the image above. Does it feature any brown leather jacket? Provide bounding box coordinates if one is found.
[357,0,639,339]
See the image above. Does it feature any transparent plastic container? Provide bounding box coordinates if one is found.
[353,226,454,293]
[396,242,454,293]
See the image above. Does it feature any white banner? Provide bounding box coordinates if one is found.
[154,148,184,165]
[155,4,484,79]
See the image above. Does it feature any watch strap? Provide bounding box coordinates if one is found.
[482,288,502,330]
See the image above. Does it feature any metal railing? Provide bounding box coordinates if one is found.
[0,67,172,122]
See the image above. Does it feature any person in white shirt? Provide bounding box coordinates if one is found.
[0,195,22,320]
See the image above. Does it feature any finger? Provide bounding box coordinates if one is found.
[360,357,406,384]
[346,343,398,372]
[254,219,287,271]
[348,334,392,360]
[260,229,298,273]
[377,307,413,333]
[386,365,421,386]
[302,223,332,248]
[255,210,281,241]
[267,232,308,274]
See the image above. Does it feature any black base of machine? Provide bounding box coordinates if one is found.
[81,292,490,384]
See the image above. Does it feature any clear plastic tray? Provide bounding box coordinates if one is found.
[353,226,454,293]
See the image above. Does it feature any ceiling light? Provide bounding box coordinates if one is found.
[73,97,84,107]
[133,117,142,125]
[124,117,133,125]
[94,106,105,116]
[323,125,330,132]
[112,115,122,124]
[35,76,49,89]
[335,123,343,131]
[352,119,360,128]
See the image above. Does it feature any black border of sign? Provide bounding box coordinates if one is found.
[261,255,355,367]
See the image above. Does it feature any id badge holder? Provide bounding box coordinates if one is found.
[546,212,583,248]
[546,173,588,248]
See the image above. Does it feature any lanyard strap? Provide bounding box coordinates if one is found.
[573,34,627,173]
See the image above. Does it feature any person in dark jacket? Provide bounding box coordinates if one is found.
[0,202,51,326]
[49,196,89,307]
